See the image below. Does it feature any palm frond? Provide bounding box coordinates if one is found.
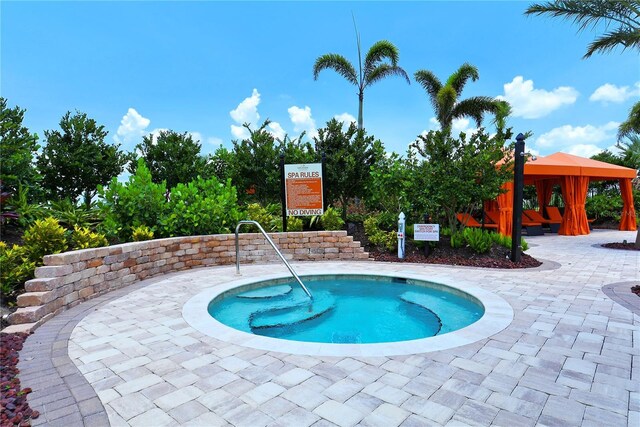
[313,54,358,86]
[446,63,480,95]
[618,101,640,141]
[525,1,640,57]
[492,100,512,132]
[415,70,443,114]
[585,25,640,57]
[364,64,410,88]
[363,40,400,77]
[451,97,500,128]
[526,1,640,30]
[436,86,458,129]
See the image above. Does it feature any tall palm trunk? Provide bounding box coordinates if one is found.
[358,92,364,130]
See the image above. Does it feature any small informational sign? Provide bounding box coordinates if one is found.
[414,224,440,241]
[284,163,323,216]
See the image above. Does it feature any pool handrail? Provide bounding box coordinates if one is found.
[235,220,313,299]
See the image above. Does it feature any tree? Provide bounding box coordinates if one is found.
[367,151,426,222]
[130,130,207,190]
[414,63,502,133]
[228,121,315,205]
[617,135,640,169]
[0,98,40,196]
[525,1,640,58]
[618,102,640,141]
[411,128,514,236]
[313,25,409,130]
[37,111,127,208]
[314,119,384,219]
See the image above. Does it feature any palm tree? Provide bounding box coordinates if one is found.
[414,63,501,132]
[313,28,409,130]
[618,102,640,141]
[525,1,640,59]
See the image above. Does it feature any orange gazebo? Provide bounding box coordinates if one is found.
[493,152,637,236]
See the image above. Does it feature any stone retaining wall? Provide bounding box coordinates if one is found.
[4,231,368,333]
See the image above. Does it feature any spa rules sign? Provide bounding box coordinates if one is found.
[284,163,324,216]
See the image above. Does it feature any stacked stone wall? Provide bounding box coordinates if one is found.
[4,231,368,333]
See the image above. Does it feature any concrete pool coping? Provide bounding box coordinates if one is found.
[183,271,514,357]
[17,229,640,426]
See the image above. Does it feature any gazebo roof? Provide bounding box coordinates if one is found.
[524,152,636,181]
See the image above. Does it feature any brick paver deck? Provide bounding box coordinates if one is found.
[19,230,639,426]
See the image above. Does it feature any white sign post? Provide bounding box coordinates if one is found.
[397,212,405,259]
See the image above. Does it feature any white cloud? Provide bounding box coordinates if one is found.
[426,116,478,135]
[589,82,640,103]
[268,122,286,140]
[288,105,317,138]
[497,76,578,119]
[566,144,607,158]
[231,124,249,140]
[230,88,260,124]
[334,112,357,125]
[115,108,150,146]
[534,122,619,157]
[451,118,478,136]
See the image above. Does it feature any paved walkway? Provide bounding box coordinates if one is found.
[19,230,640,426]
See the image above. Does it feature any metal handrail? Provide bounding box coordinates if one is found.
[235,220,312,299]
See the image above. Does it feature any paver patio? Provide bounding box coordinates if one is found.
[19,229,639,426]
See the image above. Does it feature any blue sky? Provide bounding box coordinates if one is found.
[2,1,639,160]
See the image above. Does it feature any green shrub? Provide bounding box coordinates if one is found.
[321,207,344,231]
[520,237,529,251]
[462,227,493,253]
[161,177,242,236]
[131,225,154,241]
[586,192,623,221]
[491,232,511,248]
[246,203,280,232]
[9,186,47,228]
[287,216,303,231]
[98,159,167,241]
[71,226,108,250]
[22,217,68,262]
[0,242,35,300]
[450,231,466,248]
[364,215,397,251]
[51,199,103,230]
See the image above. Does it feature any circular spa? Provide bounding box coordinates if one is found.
[183,270,514,356]
[209,275,483,344]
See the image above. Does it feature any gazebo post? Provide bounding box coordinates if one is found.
[511,134,525,263]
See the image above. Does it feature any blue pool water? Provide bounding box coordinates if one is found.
[208,276,484,344]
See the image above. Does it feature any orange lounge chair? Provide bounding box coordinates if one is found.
[485,211,544,236]
[524,209,560,233]
[456,213,498,229]
[546,206,595,229]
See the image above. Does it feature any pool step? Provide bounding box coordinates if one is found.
[237,285,292,299]
[250,291,335,329]
[399,292,444,335]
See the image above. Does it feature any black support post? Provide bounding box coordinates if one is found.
[511,134,525,263]
[321,152,327,212]
[280,153,287,232]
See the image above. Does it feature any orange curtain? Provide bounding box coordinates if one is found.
[496,181,513,236]
[559,176,590,235]
[535,180,554,215]
[619,178,637,231]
